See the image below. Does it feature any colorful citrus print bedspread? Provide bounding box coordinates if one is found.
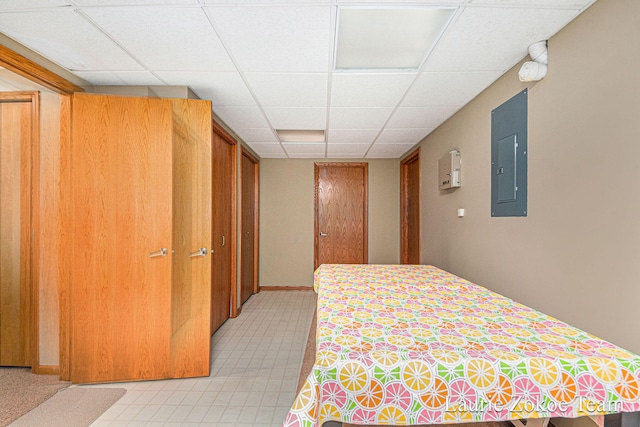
[283,264,640,427]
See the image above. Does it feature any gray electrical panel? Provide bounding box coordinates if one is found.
[491,89,528,217]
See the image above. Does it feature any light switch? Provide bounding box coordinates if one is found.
[458,208,465,217]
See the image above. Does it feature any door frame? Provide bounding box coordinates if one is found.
[212,120,239,319]
[314,162,368,269]
[0,91,40,369]
[400,148,420,264]
[239,147,259,305]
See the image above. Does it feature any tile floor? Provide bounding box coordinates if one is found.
[86,291,317,427]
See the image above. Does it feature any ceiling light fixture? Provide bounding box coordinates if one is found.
[334,7,454,71]
[276,129,325,143]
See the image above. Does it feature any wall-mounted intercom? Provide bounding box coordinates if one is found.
[438,150,461,190]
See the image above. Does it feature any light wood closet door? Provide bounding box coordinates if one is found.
[0,94,34,367]
[169,99,212,377]
[70,94,173,383]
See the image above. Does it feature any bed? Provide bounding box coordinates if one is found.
[283,264,640,427]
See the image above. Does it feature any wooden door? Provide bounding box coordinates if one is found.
[401,148,421,264]
[210,121,237,334]
[314,163,368,269]
[168,98,212,378]
[0,92,37,367]
[240,149,258,304]
[70,93,173,383]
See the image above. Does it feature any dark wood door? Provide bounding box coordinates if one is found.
[401,148,421,264]
[240,149,258,304]
[210,121,237,334]
[0,92,36,367]
[314,163,368,269]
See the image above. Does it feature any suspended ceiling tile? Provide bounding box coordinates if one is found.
[327,143,370,156]
[366,143,416,158]
[260,152,289,159]
[327,129,380,144]
[282,142,326,154]
[287,152,325,159]
[207,6,331,72]
[72,71,126,85]
[424,6,581,72]
[329,107,393,130]
[110,71,164,85]
[155,71,255,106]
[84,7,235,72]
[247,142,285,155]
[0,9,142,71]
[245,73,328,108]
[74,0,197,4]
[213,106,269,129]
[204,0,329,3]
[0,0,70,10]
[330,73,416,107]
[263,107,326,130]
[337,0,465,3]
[470,0,594,7]
[401,71,502,108]
[386,106,459,129]
[376,128,433,145]
[235,128,278,144]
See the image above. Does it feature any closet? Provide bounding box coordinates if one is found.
[67,93,212,383]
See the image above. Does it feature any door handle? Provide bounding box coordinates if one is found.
[221,235,225,247]
[149,248,168,258]
[319,232,328,237]
[189,248,207,258]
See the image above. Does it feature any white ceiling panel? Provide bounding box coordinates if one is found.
[338,0,465,3]
[207,6,331,72]
[470,0,594,7]
[213,106,269,129]
[245,73,328,107]
[327,143,369,156]
[330,107,393,130]
[366,143,415,158]
[0,9,142,71]
[204,0,330,3]
[401,71,502,108]
[376,128,433,144]
[98,71,164,85]
[247,142,285,155]
[154,71,255,106]
[331,73,416,107]
[0,0,70,10]
[263,107,326,130]
[282,142,325,154]
[84,7,235,71]
[74,0,197,4]
[327,129,379,144]
[235,128,278,144]
[259,152,289,158]
[72,71,127,85]
[387,106,459,129]
[424,7,580,72]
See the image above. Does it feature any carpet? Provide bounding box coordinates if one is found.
[296,311,511,427]
[8,387,127,427]
[0,367,70,427]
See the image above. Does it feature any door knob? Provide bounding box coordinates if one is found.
[319,232,328,237]
[189,248,207,258]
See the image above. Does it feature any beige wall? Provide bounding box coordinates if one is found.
[260,158,400,287]
[414,0,640,354]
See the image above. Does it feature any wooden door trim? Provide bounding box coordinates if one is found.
[400,148,420,264]
[239,147,259,303]
[314,162,368,270]
[0,45,84,94]
[213,120,240,320]
[59,94,71,380]
[0,91,40,369]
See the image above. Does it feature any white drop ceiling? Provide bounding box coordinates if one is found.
[0,0,596,159]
